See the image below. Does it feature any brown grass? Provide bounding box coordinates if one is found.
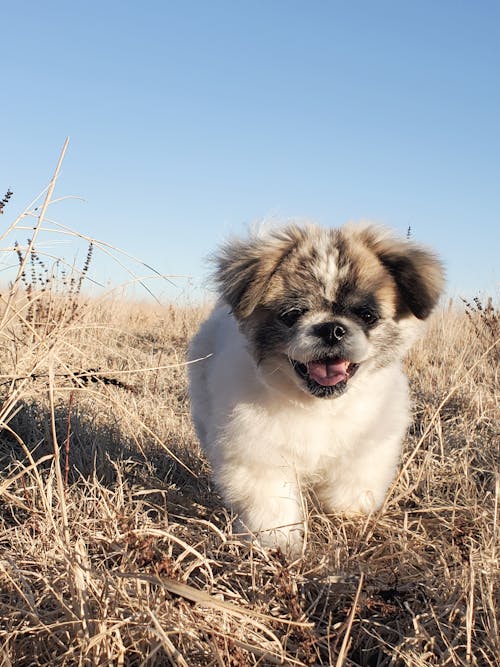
[0,151,498,666]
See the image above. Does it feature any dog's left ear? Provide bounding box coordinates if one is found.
[359,227,445,319]
[214,226,305,319]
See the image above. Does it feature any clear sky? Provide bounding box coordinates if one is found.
[2,0,499,302]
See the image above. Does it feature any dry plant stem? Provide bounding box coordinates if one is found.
[206,631,303,666]
[146,610,190,667]
[19,218,178,302]
[0,185,50,243]
[64,390,75,487]
[152,348,164,395]
[116,571,311,631]
[0,353,214,384]
[0,453,53,495]
[0,137,69,331]
[466,552,475,664]
[48,358,70,549]
[22,217,183,281]
[335,573,364,667]
[0,422,56,523]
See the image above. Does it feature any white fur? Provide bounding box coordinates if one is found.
[189,302,410,553]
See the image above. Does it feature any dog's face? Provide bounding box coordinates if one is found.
[215,224,444,400]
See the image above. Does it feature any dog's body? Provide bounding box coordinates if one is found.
[188,223,443,552]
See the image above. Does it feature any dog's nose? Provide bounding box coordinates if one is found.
[313,321,347,345]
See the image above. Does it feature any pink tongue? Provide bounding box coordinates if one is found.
[307,359,349,387]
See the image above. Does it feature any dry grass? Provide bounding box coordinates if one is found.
[0,153,498,666]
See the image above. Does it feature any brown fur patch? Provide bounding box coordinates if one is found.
[214,225,308,318]
[352,226,445,319]
[215,223,444,321]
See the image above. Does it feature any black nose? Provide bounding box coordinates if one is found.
[313,321,347,345]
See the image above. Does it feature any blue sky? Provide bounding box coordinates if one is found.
[2,1,499,301]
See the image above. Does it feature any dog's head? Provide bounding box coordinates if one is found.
[214,223,444,400]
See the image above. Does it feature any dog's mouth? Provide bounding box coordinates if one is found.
[290,357,360,398]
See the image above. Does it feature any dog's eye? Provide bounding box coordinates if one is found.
[357,308,379,325]
[279,308,305,327]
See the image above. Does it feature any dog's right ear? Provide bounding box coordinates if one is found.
[214,226,304,319]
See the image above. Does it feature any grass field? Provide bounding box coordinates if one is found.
[0,167,498,666]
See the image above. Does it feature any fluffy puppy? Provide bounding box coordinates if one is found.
[188,223,444,553]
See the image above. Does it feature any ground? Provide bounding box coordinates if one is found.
[0,271,497,666]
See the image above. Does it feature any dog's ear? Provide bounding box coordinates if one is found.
[214,226,304,319]
[358,226,445,319]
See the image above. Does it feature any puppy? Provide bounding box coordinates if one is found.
[188,223,444,553]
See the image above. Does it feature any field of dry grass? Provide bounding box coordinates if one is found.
[0,161,498,666]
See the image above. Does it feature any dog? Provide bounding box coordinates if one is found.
[188,222,444,553]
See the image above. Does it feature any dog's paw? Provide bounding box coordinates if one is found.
[259,526,304,557]
[234,519,304,557]
[322,488,381,515]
